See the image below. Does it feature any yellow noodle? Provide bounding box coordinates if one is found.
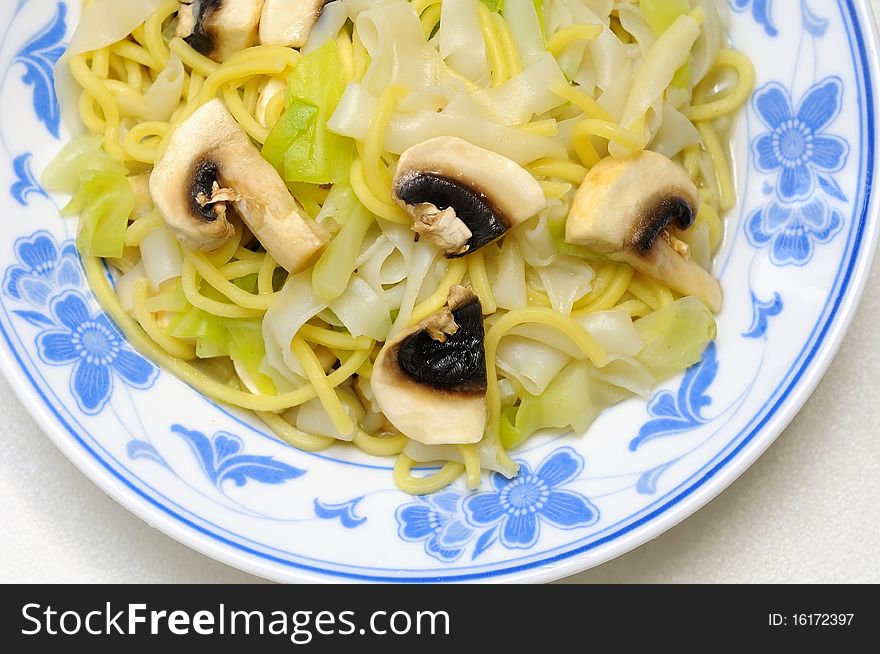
[222,86,269,143]
[697,202,724,253]
[393,455,466,496]
[132,279,196,360]
[362,86,408,212]
[336,27,356,83]
[529,158,588,185]
[492,12,523,77]
[353,431,409,457]
[538,180,573,199]
[70,53,125,159]
[186,251,279,310]
[291,336,355,436]
[460,444,482,490]
[87,256,373,412]
[181,259,264,318]
[547,24,602,56]
[550,80,615,122]
[467,252,497,315]
[78,91,106,132]
[124,211,164,247]
[351,158,410,224]
[420,4,443,40]
[628,274,675,310]
[516,119,559,137]
[299,325,375,351]
[110,41,161,70]
[574,264,634,313]
[477,3,508,85]
[573,119,646,167]
[485,308,609,440]
[615,299,653,319]
[220,258,265,279]
[697,121,736,211]
[122,121,168,164]
[410,259,468,324]
[169,36,219,76]
[257,253,278,295]
[689,50,756,122]
[144,0,178,67]
[258,411,337,452]
[90,47,110,78]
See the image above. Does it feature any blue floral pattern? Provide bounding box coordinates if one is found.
[3,232,157,414]
[746,197,842,266]
[169,425,307,488]
[3,231,78,303]
[397,491,475,562]
[753,78,848,202]
[395,448,599,561]
[314,497,368,529]
[13,2,66,138]
[730,0,777,36]
[630,343,718,452]
[464,448,598,550]
[743,292,784,339]
[11,153,47,206]
[36,290,157,414]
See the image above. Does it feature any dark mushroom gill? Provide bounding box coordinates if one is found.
[395,173,509,257]
[628,193,696,252]
[397,299,487,392]
[183,0,222,56]
[188,159,222,222]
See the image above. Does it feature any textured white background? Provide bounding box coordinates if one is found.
[1,5,879,585]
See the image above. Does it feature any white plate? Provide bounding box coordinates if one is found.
[0,0,877,583]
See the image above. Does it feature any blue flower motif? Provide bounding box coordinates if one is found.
[314,497,367,529]
[13,2,67,138]
[463,448,598,550]
[730,0,777,37]
[630,343,718,451]
[743,292,784,339]
[11,153,48,207]
[396,490,475,562]
[170,425,307,488]
[36,291,157,414]
[746,197,842,266]
[752,78,848,202]
[3,231,79,305]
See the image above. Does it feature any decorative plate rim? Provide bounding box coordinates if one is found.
[0,0,878,584]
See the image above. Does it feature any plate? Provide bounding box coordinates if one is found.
[0,1,877,583]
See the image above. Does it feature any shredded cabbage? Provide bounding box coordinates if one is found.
[634,297,717,379]
[262,40,353,185]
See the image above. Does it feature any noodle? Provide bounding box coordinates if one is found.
[52,0,752,496]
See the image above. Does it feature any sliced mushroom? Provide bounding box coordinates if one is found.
[150,99,328,273]
[260,0,327,48]
[392,137,548,258]
[176,0,264,62]
[565,151,722,312]
[371,286,487,445]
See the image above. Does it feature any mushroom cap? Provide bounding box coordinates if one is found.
[566,150,700,253]
[178,0,264,62]
[393,136,548,256]
[565,151,722,312]
[150,99,328,272]
[371,287,488,446]
[259,0,326,48]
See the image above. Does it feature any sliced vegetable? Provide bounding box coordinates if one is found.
[262,39,353,185]
[63,170,134,259]
[634,296,717,379]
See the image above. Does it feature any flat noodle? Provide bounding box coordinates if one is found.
[53,0,753,495]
